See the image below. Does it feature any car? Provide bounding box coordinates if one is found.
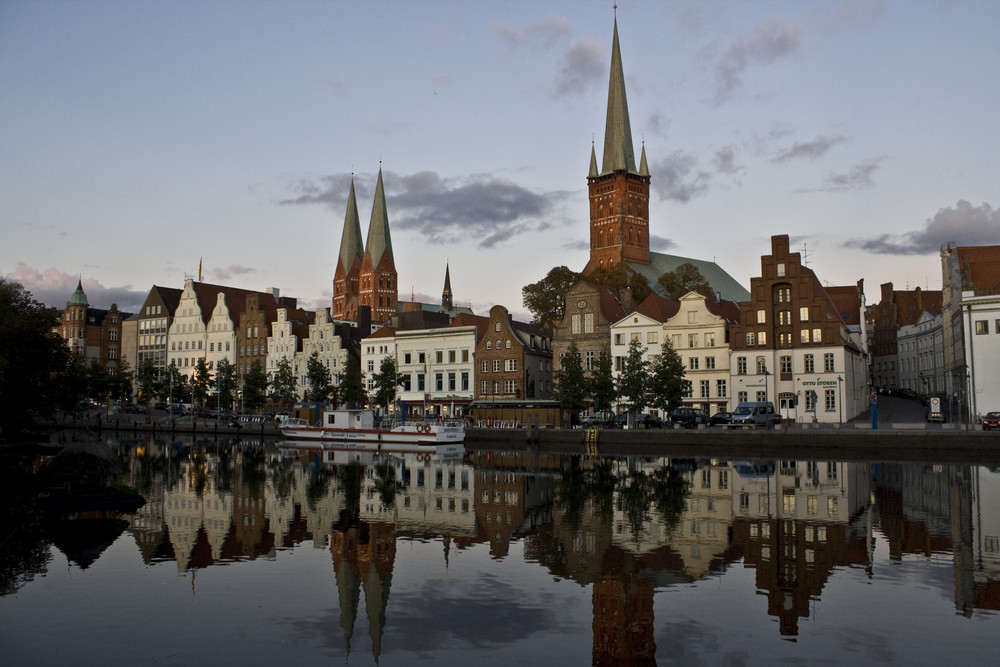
[582,412,612,428]
[637,413,662,428]
[670,407,707,428]
[708,411,732,426]
[611,412,629,428]
[983,412,1000,431]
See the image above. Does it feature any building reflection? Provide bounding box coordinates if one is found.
[100,436,1000,659]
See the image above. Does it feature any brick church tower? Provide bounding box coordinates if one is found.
[332,178,364,321]
[358,168,398,325]
[583,16,651,276]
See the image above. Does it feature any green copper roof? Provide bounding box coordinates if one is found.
[365,168,393,267]
[338,178,364,273]
[69,279,88,306]
[601,17,637,176]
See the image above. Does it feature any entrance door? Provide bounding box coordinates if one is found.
[779,394,796,422]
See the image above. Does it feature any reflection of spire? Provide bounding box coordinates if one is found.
[362,522,396,662]
[331,521,362,655]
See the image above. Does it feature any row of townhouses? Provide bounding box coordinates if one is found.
[54,15,1000,422]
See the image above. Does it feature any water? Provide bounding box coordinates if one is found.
[1,434,998,666]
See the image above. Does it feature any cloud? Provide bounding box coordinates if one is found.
[844,200,1000,255]
[650,234,678,252]
[280,170,570,249]
[713,146,741,175]
[211,265,259,282]
[713,17,801,104]
[492,15,573,53]
[802,156,884,192]
[769,135,846,163]
[650,151,712,203]
[554,39,605,97]
[5,262,146,312]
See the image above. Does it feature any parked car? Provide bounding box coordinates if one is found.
[637,413,662,428]
[611,412,629,429]
[729,401,778,428]
[670,407,707,428]
[708,411,732,426]
[983,412,1000,431]
[582,412,612,428]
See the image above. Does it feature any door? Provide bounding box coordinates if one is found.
[779,394,796,422]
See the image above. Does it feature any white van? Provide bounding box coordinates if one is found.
[730,401,778,428]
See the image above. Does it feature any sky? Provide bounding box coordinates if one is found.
[2,0,999,322]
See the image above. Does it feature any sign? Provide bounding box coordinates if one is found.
[870,393,877,405]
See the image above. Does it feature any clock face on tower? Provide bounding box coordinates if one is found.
[577,300,587,309]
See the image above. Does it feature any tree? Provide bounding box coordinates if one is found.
[370,355,404,415]
[552,340,588,425]
[522,266,581,327]
[243,360,268,411]
[336,354,365,408]
[588,347,616,417]
[657,262,712,300]
[164,360,184,404]
[269,357,298,407]
[305,351,334,404]
[214,357,238,410]
[191,357,212,407]
[0,278,71,435]
[85,360,109,400]
[135,359,158,405]
[647,339,687,414]
[587,264,629,295]
[616,337,649,423]
[106,359,134,403]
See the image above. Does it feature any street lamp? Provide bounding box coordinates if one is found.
[837,376,843,424]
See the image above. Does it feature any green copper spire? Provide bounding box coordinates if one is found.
[601,17,637,176]
[639,143,649,177]
[589,142,599,178]
[339,178,364,273]
[69,279,88,306]
[365,168,393,268]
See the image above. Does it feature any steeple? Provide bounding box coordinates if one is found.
[600,16,637,176]
[589,142,599,179]
[332,178,366,320]
[339,179,364,276]
[359,167,398,324]
[442,262,453,310]
[639,142,649,177]
[364,168,393,270]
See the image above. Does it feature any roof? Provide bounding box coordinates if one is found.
[956,245,1000,293]
[364,168,393,269]
[628,252,751,303]
[450,313,491,339]
[633,292,679,323]
[367,326,397,340]
[338,178,365,275]
[69,279,87,306]
[600,17,637,176]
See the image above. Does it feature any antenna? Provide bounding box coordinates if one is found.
[800,242,811,268]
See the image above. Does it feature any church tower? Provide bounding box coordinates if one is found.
[333,178,365,321]
[583,15,651,275]
[359,168,398,324]
[441,262,453,311]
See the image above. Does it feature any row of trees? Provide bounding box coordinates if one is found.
[552,338,688,426]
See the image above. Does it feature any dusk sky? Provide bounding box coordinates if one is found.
[3,0,998,321]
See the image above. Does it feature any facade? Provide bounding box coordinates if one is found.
[963,290,1000,419]
[297,308,353,402]
[897,310,945,396]
[475,305,554,403]
[57,280,130,373]
[728,235,867,423]
[941,243,1000,421]
[664,291,740,415]
[869,282,942,390]
[266,306,311,391]
[609,293,678,418]
[133,285,182,382]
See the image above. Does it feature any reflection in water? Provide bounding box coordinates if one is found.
[3,434,1000,663]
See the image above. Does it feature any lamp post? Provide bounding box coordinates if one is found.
[838,375,843,424]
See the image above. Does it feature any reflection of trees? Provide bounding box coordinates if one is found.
[557,460,618,533]
[305,463,332,512]
[268,456,296,503]
[239,448,267,497]
[0,463,50,596]
[371,457,399,509]
[335,463,364,514]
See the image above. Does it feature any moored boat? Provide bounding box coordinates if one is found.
[278,407,464,446]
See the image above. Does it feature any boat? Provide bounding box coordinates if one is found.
[278,407,465,446]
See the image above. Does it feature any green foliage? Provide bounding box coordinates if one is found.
[588,347,616,416]
[521,266,581,327]
[107,359,135,403]
[336,354,365,408]
[647,338,687,413]
[370,355,403,412]
[305,351,334,404]
[192,357,212,406]
[0,278,71,435]
[587,264,628,295]
[616,337,649,418]
[135,359,158,404]
[268,356,298,407]
[214,357,237,409]
[243,360,268,410]
[657,262,712,300]
[552,341,588,423]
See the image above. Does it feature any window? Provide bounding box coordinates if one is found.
[804,354,815,373]
[825,388,836,411]
[448,372,456,391]
[647,331,658,344]
[828,497,838,517]
[505,359,518,372]
[436,351,443,363]
[585,350,595,371]
[756,309,766,324]
[481,380,488,394]
[700,380,710,398]
[756,357,767,374]
[584,313,593,333]
[461,372,469,391]
[975,320,989,335]
[419,353,425,363]
[812,328,822,343]
[758,331,766,346]
[614,333,625,345]
[800,306,809,322]
[738,391,748,403]
[705,356,715,369]
[800,329,810,343]
[737,357,747,375]
[689,357,699,370]
[435,373,443,391]
[805,390,816,411]
[503,379,518,394]
[776,287,790,302]
[495,321,501,332]
[705,332,715,347]
[449,350,456,363]
[824,353,835,372]
[492,360,501,372]
[780,355,791,373]
[481,360,488,373]
[779,333,791,346]
[779,311,791,325]
[777,263,785,277]
[571,314,580,334]
[996,319,1000,334]
[417,374,425,390]
[688,311,697,324]
[486,341,492,350]
[631,332,641,342]
[717,379,727,397]
[688,333,698,348]
[404,353,411,364]
[672,334,681,348]
[462,349,469,362]
[746,332,755,346]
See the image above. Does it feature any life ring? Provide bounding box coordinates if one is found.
[417,423,429,434]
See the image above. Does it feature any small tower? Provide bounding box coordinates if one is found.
[442,263,453,311]
[359,168,398,324]
[333,178,365,321]
[62,279,89,355]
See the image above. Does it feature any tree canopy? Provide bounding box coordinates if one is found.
[647,338,688,413]
[305,351,334,404]
[268,357,298,407]
[552,340,588,424]
[657,263,712,300]
[370,355,404,414]
[521,266,581,327]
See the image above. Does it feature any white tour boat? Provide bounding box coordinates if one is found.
[278,407,465,446]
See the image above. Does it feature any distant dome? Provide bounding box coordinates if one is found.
[69,279,88,306]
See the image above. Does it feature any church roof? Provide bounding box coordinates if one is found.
[365,169,393,269]
[628,253,751,303]
[69,279,88,306]
[600,17,637,176]
[338,178,365,274]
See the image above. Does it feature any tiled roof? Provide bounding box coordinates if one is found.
[633,293,679,322]
[956,245,1000,292]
